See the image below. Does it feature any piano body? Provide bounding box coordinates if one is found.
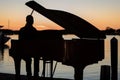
[9,1,106,80]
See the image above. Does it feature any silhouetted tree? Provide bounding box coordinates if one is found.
[116,29,120,35]
[105,27,116,35]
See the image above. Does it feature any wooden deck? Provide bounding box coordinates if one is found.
[0,73,72,80]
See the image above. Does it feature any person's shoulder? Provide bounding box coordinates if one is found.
[19,27,26,31]
[32,26,37,31]
[19,27,27,34]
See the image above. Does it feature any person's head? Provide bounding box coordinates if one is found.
[26,15,34,25]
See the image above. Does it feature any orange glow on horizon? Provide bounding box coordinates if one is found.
[1,19,119,30]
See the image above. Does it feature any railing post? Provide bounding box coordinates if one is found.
[111,37,118,80]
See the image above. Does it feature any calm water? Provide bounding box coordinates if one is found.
[0,35,120,80]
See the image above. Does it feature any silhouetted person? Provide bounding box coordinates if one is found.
[19,15,37,40]
[19,15,39,79]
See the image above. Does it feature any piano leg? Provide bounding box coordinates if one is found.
[74,65,86,80]
[13,57,21,80]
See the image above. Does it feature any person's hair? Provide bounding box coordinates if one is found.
[26,15,34,24]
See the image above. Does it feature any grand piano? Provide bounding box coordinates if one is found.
[9,1,106,80]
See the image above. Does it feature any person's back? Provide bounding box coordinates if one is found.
[18,15,38,79]
[19,15,37,40]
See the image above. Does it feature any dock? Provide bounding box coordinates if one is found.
[0,73,72,80]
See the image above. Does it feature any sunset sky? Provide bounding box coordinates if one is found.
[0,0,120,30]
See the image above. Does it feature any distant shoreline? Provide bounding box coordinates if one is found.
[1,29,120,36]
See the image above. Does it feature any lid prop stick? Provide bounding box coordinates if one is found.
[31,9,34,15]
[30,0,34,15]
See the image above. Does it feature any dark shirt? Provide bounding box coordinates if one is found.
[19,25,37,40]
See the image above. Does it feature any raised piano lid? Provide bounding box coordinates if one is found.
[26,1,106,39]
